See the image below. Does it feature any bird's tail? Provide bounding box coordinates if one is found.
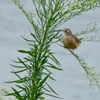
[79,37,84,40]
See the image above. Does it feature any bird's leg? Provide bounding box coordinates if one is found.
[57,43,65,48]
[57,43,75,54]
[67,48,75,55]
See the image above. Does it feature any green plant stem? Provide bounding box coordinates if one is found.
[6,0,100,100]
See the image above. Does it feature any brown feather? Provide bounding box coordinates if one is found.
[62,28,83,50]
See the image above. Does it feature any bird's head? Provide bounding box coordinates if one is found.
[62,28,72,35]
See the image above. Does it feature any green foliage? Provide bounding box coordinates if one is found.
[76,22,100,42]
[67,49,100,90]
[0,87,17,100]
[5,0,100,100]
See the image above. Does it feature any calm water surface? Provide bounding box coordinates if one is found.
[0,1,100,100]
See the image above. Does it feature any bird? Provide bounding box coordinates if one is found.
[62,28,83,50]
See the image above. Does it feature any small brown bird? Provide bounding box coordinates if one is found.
[62,28,83,50]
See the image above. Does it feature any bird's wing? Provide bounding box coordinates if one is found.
[72,35,81,43]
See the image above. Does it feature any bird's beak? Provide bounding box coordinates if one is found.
[58,29,64,32]
[55,29,63,33]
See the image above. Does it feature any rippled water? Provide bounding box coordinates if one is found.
[0,1,100,100]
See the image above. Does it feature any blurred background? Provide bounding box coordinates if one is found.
[0,0,100,100]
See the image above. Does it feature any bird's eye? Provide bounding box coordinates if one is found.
[65,30,68,33]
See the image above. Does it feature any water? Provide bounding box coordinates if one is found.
[0,0,100,100]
